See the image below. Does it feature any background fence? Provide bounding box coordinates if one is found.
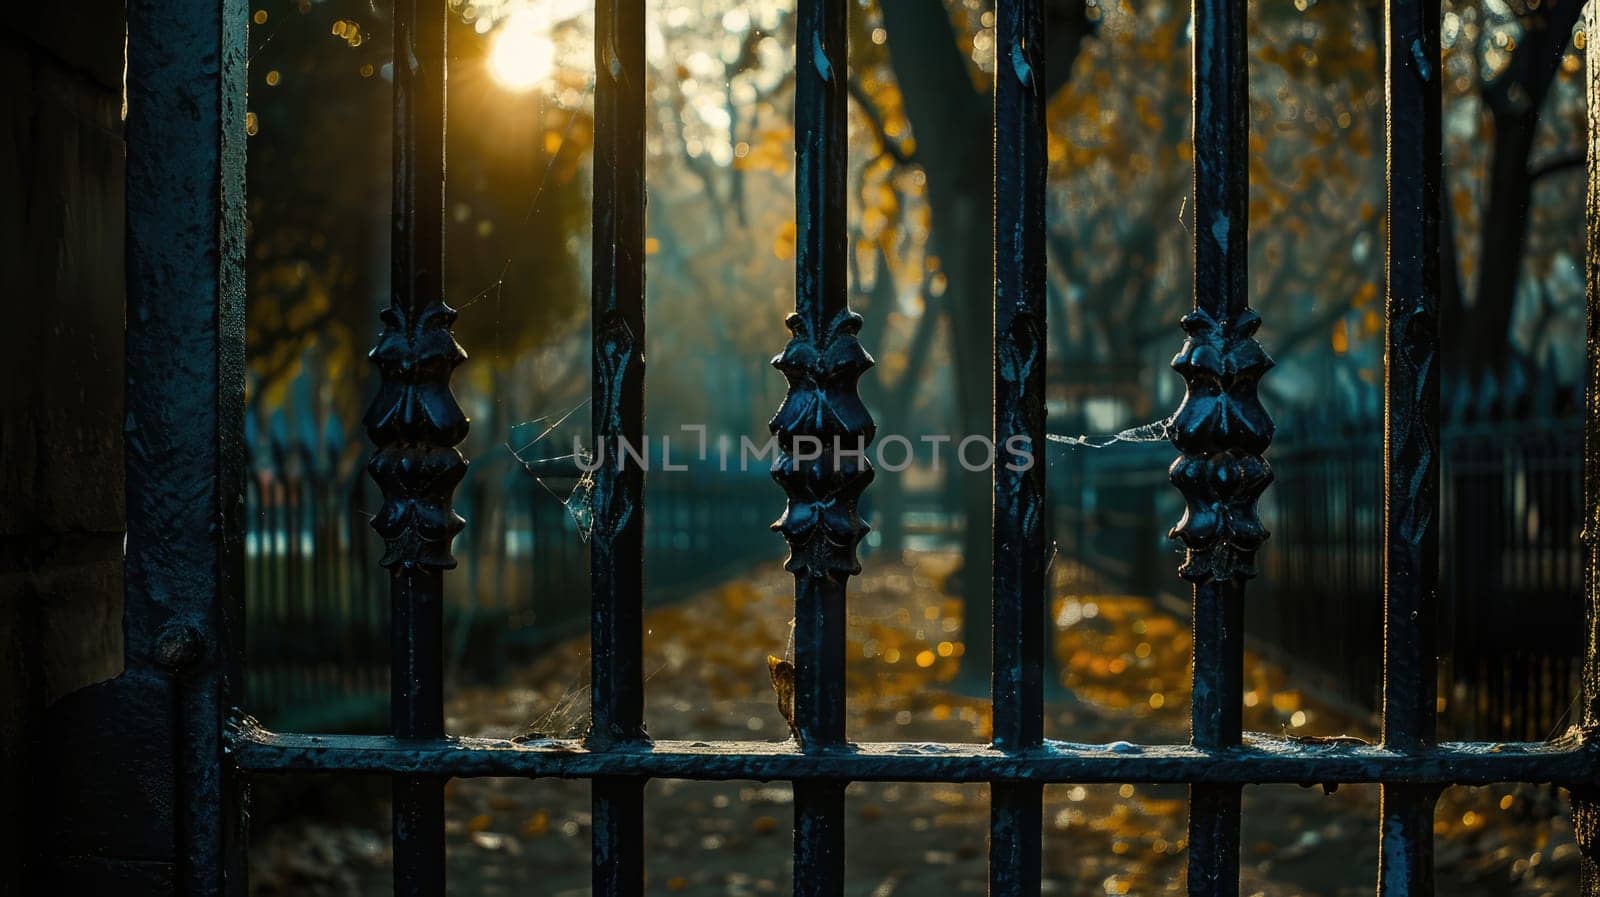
[247,381,1584,740]
[1054,380,1585,741]
[243,429,780,730]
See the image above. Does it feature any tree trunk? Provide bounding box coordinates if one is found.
[878,0,1093,696]
[870,283,943,558]
[1451,110,1538,381]
[936,190,997,692]
[877,0,996,689]
[1448,0,1581,380]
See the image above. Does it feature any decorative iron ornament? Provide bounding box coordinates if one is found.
[588,0,648,765]
[364,300,470,570]
[1167,306,1274,583]
[591,312,642,546]
[769,307,876,583]
[993,307,1048,606]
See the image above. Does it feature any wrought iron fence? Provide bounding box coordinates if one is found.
[243,437,779,729]
[1055,389,1586,742]
[108,0,1600,896]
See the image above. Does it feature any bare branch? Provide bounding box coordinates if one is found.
[1529,153,1584,183]
[847,78,915,167]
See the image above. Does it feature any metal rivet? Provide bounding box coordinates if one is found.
[154,622,204,672]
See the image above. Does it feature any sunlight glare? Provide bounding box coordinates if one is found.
[489,11,556,92]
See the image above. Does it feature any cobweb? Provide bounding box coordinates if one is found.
[1046,415,1174,449]
[505,398,598,541]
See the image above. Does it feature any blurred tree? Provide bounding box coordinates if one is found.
[860,0,1585,681]
[242,0,1589,688]
[246,0,590,446]
[1437,0,1586,381]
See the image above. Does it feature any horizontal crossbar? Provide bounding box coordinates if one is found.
[229,720,1600,786]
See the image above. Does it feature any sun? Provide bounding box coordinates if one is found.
[488,11,557,92]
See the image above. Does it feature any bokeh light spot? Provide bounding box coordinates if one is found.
[489,11,557,92]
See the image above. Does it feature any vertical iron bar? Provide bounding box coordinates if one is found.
[1380,0,1441,756]
[989,783,1044,897]
[786,0,858,755]
[1378,0,1442,885]
[1190,583,1245,751]
[590,0,648,891]
[773,0,868,893]
[367,1,462,894]
[590,0,647,753]
[991,0,1047,893]
[992,0,1049,760]
[593,777,645,897]
[1173,0,1266,890]
[1575,3,1600,891]
[125,0,249,891]
[1186,581,1244,897]
[793,780,847,897]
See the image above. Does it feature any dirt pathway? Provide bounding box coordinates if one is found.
[249,552,1579,896]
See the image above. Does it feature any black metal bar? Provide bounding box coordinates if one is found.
[590,0,647,890]
[773,0,865,751]
[590,0,647,751]
[992,0,1048,759]
[1379,784,1439,895]
[1190,582,1244,751]
[229,727,1600,784]
[792,576,850,749]
[794,780,847,897]
[125,0,249,891]
[1172,0,1263,888]
[388,574,448,897]
[1382,0,1446,761]
[773,0,867,892]
[1576,5,1600,891]
[1379,0,1442,885]
[593,777,645,896]
[391,774,445,897]
[992,0,1047,892]
[365,0,462,893]
[1187,583,1244,897]
[1186,782,1241,897]
[989,783,1044,897]
[1380,0,1441,760]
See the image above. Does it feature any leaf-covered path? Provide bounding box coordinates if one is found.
[250,552,1579,896]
